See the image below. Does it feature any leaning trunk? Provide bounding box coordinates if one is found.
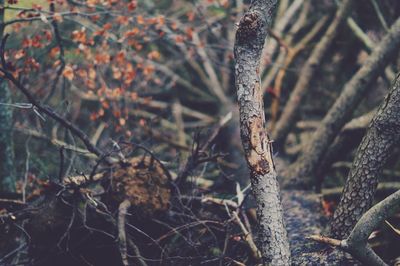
[330,72,400,238]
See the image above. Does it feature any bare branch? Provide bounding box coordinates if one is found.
[272,0,353,148]
[310,189,400,266]
[285,17,400,188]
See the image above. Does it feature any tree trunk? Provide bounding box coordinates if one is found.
[285,17,400,188]
[0,0,16,193]
[329,72,400,239]
[315,109,376,191]
[234,0,290,264]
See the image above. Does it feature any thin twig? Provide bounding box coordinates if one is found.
[44,2,66,104]
[58,146,65,182]
[0,34,104,158]
[118,199,131,266]
[22,137,30,203]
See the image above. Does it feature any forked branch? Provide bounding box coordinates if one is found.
[309,188,400,266]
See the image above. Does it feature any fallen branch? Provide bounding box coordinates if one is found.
[272,0,353,148]
[285,17,400,188]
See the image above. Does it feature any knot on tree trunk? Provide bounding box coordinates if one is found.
[236,12,265,45]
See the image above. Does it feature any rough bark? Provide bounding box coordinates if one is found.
[343,189,400,266]
[329,72,400,239]
[311,189,400,266]
[315,109,376,191]
[234,0,290,264]
[285,17,400,188]
[0,0,16,193]
[271,0,353,149]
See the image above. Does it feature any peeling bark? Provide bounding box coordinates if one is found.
[330,72,400,239]
[285,17,400,188]
[234,0,290,264]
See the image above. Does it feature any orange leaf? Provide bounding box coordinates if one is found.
[116,16,129,25]
[136,15,144,25]
[124,27,139,38]
[103,23,112,30]
[119,118,126,126]
[321,199,334,216]
[72,29,87,43]
[115,51,125,64]
[98,108,105,116]
[77,69,87,78]
[157,15,165,26]
[187,11,195,21]
[88,67,96,79]
[175,35,184,43]
[185,27,193,40]
[87,0,98,7]
[26,58,40,70]
[101,100,110,109]
[90,112,98,121]
[94,53,110,65]
[63,65,74,80]
[112,66,122,80]
[147,50,160,60]
[53,13,63,22]
[86,79,96,90]
[50,47,60,58]
[113,109,121,118]
[14,49,26,60]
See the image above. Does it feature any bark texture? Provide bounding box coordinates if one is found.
[271,0,353,149]
[343,189,400,266]
[311,189,400,266]
[315,110,375,191]
[234,0,290,264]
[276,158,358,265]
[0,0,16,193]
[329,72,400,239]
[285,17,400,188]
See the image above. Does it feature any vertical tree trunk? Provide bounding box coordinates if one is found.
[0,0,16,193]
[285,17,400,188]
[329,72,400,239]
[271,0,353,149]
[234,0,290,264]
